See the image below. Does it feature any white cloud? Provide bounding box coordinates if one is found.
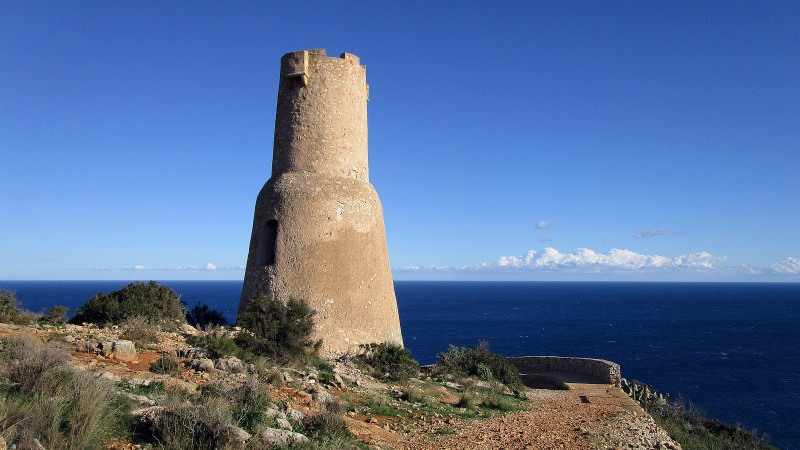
[398,247,726,274]
[771,257,800,274]
[636,229,669,239]
[535,220,551,230]
[495,247,723,271]
[80,264,244,271]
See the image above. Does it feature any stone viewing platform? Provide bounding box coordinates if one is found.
[508,355,622,386]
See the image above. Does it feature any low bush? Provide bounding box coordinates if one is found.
[151,391,236,450]
[0,335,66,394]
[235,295,319,364]
[481,389,520,412]
[622,380,776,449]
[42,305,69,325]
[186,303,228,329]
[187,334,243,359]
[302,410,351,439]
[359,342,419,382]
[70,281,186,326]
[456,390,478,408]
[149,356,180,376]
[148,377,271,448]
[399,385,426,404]
[229,377,271,432]
[121,316,160,347]
[0,335,126,449]
[436,341,522,390]
[0,289,39,325]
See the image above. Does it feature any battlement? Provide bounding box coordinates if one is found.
[280,49,365,86]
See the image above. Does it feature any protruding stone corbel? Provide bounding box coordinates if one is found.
[283,50,309,86]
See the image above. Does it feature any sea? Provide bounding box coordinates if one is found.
[2,280,799,449]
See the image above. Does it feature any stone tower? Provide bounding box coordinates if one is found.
[240,49,403,355]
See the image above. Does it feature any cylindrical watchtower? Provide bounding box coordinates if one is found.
[240,49,403,355]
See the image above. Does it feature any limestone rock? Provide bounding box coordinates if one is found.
[180,323,199,335]
[98,371,121,382]
[178,347,212,359]
[276,417,293,430]
[227,425,251,443]
[191,358,215,372]
[215,357,244,373]
[257,427,308,447]
[111,340,136,361]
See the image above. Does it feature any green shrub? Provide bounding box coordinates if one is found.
[186,303,228,328]
[149,378,270,448]
[151,391,236,450]
[643,390,777,450]
[235,295,319,364]
[436,341,522,390]
[0,289,39,325]
[41,305,68,325]
[149,356,180,375]
[70,281,186,326]
[121,316,160,347]
[187,334,243,359]
[229,377,271,432]
[0,335,66,395]
[302,410,351,439]
[456,391,478,408]
[0,335,126,449]
[481,389,520,412]
[361,342,420,381]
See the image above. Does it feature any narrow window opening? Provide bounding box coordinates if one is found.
[257,220,277,266]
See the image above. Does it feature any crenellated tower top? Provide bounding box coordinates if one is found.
[271,49,370,181]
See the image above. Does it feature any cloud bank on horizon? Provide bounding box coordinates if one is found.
[83,263,242,272]
[398,247,800,276]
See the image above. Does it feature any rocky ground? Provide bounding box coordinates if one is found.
[0,322,682,449]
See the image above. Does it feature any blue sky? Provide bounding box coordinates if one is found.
[1,1,798,281]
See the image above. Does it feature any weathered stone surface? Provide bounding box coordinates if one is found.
[228,425,251,443]
[276,417,293,430]
[98,371,121,382]
[112,340,136,361]
[257,427,308,447]
[180,323,199,335]
[507,356,622,386]
[178,347,212,359]
[191,358,215,372]
[285,407,305,422]
[215,357,244,373]
[240,49,403,356]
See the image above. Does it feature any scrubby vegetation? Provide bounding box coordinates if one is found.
[70,281,186,326]
[0,289,39,325]
[120,316,161,347]
[359,342,420,381]
[235,295,319,364]
[149,355,180,375]
[187,303,228,329]
[436,341,522,390]
[188,332,244,359]
[43,305,69,325]
[621,378,777,450]
[0,335,126,449]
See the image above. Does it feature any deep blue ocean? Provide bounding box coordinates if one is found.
[3,280,799,449]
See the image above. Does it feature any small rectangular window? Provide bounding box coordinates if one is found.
[257,220,277,266]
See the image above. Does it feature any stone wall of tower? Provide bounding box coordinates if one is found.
[240,49,403,356]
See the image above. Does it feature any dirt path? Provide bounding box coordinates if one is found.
[400,383,680,450]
